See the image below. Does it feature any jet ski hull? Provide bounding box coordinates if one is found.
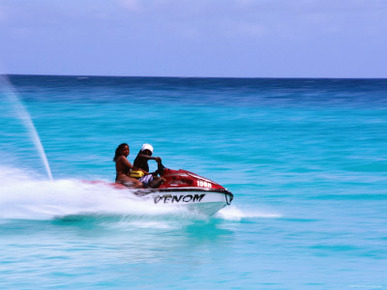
[90,167,234,216]
[136,188,233,216]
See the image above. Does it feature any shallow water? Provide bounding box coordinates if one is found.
[0,75,386,288]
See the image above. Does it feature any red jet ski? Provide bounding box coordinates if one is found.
[112,167,234,216]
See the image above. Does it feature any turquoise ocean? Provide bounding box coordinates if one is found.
[0,75,386,288]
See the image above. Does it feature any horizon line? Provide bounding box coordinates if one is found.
[3,73,387,81]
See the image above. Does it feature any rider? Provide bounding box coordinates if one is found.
[132,143,164,188]
[113,143,142,188]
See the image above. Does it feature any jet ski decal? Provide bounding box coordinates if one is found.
[153,193,206,204]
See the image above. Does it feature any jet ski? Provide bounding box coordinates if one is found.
[110,167,233,216]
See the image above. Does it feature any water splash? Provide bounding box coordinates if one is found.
[0,75,53,180]
[215,205,282,221]
[0,167,200,221]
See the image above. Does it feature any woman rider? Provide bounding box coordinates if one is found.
[113,143,142,188]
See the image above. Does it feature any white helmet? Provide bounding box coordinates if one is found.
[141,143,154,154]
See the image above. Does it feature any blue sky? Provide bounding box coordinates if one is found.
[0,0,386,78]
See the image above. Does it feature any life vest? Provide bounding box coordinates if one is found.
[130,170,145,179]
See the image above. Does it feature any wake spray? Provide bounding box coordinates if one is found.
[0,75,53,180]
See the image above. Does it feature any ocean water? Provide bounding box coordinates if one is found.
[0,75,386,288]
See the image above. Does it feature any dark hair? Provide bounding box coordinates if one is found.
[113,143,129,162]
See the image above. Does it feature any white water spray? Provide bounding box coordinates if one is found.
[0,75,53,180]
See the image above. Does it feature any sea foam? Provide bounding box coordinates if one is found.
[0,166,183,221]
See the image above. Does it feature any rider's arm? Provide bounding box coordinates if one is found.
[137,154,162,164]
[121,156,134,169]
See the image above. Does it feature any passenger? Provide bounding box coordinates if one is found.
[113,143,142,188]
[132,143,164,188]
